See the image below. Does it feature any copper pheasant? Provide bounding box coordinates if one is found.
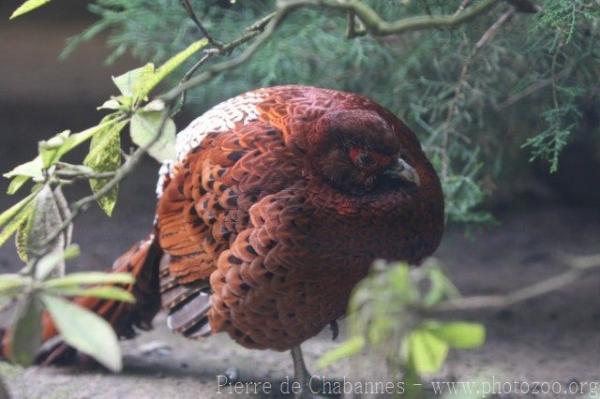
[3,85,444,393]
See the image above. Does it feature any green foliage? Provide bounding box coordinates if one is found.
[0,265,136,371]
[0,190,39,247]
[318,261,485,388]
[0,22,205,372]
[84,118,127,216]
[522,103,581,173]
[407,321,484,374]
[8,295,43,366]
[41,294,123,371]
[67,0,600,223]
[130,110,177,162]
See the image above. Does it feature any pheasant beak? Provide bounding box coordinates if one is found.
[384,158,421,187]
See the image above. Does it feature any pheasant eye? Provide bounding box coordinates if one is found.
[349,147,390,170]
[349,148,374,168]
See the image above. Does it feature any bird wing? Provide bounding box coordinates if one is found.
[154,85,364,340]
[156,117,303,336]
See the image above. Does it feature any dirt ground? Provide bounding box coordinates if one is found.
[1,4,599,398]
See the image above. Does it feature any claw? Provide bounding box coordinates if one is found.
[329,320,339,341]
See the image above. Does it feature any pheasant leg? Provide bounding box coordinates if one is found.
[291,345,324,398]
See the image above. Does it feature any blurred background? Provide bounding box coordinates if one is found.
[0,1,599,398]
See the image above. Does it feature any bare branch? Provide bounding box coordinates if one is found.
[169,11,277,109]
[346,11,358,39]
[55,170,117,181]
[433,258,600,312]
[454,0,472,17]
[179,0,223,49]
[162,0,505,102]
[441,6,516,178]
[160,11,283,103]
[496,66,573,110]
[305,0,503,37]
[476,7,515,49]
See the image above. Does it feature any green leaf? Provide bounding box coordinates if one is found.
[367,317,394,345]
[39,130,71,168]
[427,322,486,349]
[67,120,122,152]
[130,111,176,162]
[4,156,44,180]
[111,39,207,102]
[316,336,365,369]
[84,118,128,216]
[10,0,52,19]
[38,121,121,171]
[407,329,449,374]
[4,156,43,196]
[0,274,27,297]
[423,265,460,307]
[4,119,121,196]
[142,99,166,112]
[138,39,208,98]
[47,286,134,303]
[43,272,134,289]
[9,294,43,366]
[0,191,38,247]
[112,64,155,98]
[41,294,123,371]
[386,262,419,303]
[17,184,67,271]
[98,99,121,111]
[34,244,80,281]
[15,209,33,263]
[7,175,33,196]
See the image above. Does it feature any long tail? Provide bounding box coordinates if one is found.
[1,234,163,364]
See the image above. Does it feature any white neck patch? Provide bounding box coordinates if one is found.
[155,90,266,198]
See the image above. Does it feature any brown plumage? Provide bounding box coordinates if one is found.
[2,85,444,373]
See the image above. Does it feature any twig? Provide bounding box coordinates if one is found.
[303,0,502,37]
[38,106,173,250]
[346,11,358,39]
[496,66,573,110]
[454,0,472,17]
[476,7,515,49]
[550,36,566,109]
[160,11,286,103]
[55,170,117,181]
[441,6,515,178]
[433,259,600,312]
[162,0,504,102]
[179,0,223,49]
[420,0,433,17]
[172,12,276,109]
[177,52,213,110]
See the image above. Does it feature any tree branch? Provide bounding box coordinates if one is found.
[283,0,503,37]
[495,66,573,110]
[179,0,223,49]
[441,6,515,178]
[432,256,600,312]
[162,0,505,102]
